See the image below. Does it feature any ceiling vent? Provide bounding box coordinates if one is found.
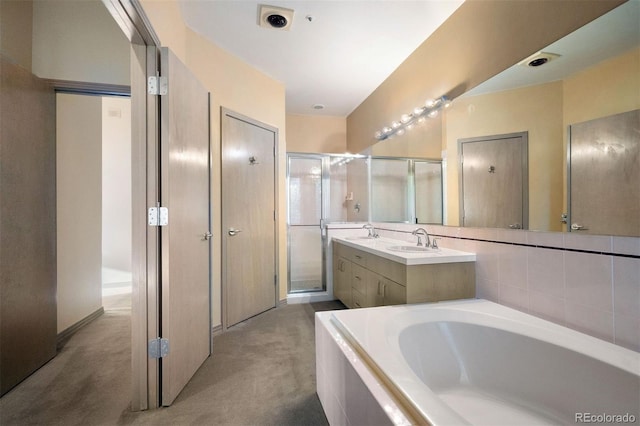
[518,51,561,67]
[258,4,295,31]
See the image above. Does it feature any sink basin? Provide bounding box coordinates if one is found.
[387,245,432,253]
[346,236,375,241]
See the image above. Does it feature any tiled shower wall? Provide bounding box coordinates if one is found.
[374,223,640,352]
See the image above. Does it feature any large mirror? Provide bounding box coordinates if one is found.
[369,0,639,237]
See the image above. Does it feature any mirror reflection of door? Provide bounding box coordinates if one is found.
[569,109,640,237]
[459,132,528,229]
[415,161,443,224]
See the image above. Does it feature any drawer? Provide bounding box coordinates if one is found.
[352,289,366,309]
[350,249,368,267]
[351,264,367,294]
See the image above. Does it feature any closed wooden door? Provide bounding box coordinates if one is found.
[0,56,57,396]
[159,48,211,406]
[459,133,528,229]
[221,109,277,328]
[569,110,640,237]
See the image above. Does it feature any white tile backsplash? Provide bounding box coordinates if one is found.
[527,247,565,298]
[564,252,613,312]
[564,233,612,252]
[613,257,640,320]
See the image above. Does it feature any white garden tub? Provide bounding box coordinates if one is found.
[316,299,640,425]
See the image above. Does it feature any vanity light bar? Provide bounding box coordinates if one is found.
[374,95,451,141]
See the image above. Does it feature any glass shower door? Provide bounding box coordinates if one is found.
[288,156,325,293]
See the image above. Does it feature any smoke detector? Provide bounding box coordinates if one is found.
[518,51,561,67]
[258,5,294,31]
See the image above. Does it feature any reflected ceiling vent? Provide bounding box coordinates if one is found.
[258,4,294,31]
[518,51,561,67]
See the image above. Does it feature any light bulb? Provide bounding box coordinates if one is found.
[401,114,412,123]
[425,99,435,107]
[428,110,439,118]
[397,129,405,136]
[374,131,383,139]
[414,106,425,115]
[392,121,401,129]
[383,126,392,134]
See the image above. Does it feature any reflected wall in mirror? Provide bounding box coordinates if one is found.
[367,0,639,236]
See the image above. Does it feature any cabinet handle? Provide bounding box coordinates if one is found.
[383,284,387,298]
[354,275,361,281]
[355,255,362,259]
[354,302,362,308]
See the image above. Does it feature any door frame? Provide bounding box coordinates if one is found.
[220,108,279,331]
[457,131,529,229]
[103,0,161,411]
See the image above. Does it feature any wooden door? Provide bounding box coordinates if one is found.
[0,56,57,396]
[569,110,640,237]
[459,133,528,229]
[221,109,277,328]
[159,48,211,406]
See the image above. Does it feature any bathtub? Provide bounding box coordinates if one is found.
[315,299,640,425]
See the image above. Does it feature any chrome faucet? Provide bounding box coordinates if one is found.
[363,223,379,238]
[412,227,430,247]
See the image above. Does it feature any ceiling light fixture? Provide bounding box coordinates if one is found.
[374,95,451,141]
[313,103,325,110]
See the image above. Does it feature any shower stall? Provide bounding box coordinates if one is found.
[287,154,366,294]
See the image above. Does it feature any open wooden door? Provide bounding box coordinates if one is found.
[158,47,211,406]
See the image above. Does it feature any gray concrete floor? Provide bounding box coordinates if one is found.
[0,293,344,426]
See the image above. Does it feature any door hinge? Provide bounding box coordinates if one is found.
[274,275,277,286]
[148,338,169,358]
[148,207,169,226]
[273,210,276,221]
[148,76,168,95]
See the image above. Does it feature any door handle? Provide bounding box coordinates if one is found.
[228,228,242,236]
[571,223,588,231]
[508,223,522,229]
[202,232,213,241]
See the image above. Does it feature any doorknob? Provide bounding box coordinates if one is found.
[228,228,242,236]
[202,232,213,241]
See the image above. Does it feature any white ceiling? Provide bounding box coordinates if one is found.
[179,0,464,117]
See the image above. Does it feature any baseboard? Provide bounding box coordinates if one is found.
[212,324,223,336]
[277,298,288,307]
[287,292,335,304]
[56,307,104,350]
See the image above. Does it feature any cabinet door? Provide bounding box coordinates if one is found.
[382,278,406,306]
[366,271,385,307]
[334,255,352,308]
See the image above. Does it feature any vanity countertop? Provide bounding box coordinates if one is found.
[332,236,476,266]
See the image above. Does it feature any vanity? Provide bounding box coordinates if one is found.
[332,236,476,308]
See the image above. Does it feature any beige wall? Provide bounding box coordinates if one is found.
[140,0,287,327]
[347,0,624,154]
[444,81,564,231]
[286,114,347,153]
[0,0,33,70]
[31,0,130,84]
[102,97,132,284]
[56,94,103,333]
